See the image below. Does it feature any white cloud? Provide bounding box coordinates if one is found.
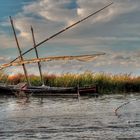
[23,0,77,23]
[3,0,139,49]
[0,34,15,48]
[1,0,140,75]
[77,0,139,23]
[4,52,140,76]
[0,56,12,64]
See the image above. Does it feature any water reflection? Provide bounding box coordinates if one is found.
[0,94,140,139]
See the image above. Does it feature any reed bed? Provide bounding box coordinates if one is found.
[0,71,140,94]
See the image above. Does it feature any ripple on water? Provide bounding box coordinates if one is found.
[0,94,140,139]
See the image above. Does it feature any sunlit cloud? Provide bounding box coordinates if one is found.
[0,0,140,75]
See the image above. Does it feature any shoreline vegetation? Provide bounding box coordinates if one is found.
[0,71,140,94]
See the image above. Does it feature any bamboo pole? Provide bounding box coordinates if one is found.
[31,26,45,86]
[0,53,105,70]
[10,2,113,63]
[9,16,30,86]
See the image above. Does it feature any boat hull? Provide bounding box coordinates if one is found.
[0,85,98,97]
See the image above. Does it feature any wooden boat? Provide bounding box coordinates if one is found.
[0,3,113,97]
[0,83,98,97]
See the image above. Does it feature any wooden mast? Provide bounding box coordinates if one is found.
[9,16,30,86]
[31,26,45,86]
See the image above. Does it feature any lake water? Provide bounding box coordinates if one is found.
[0,94,140,140]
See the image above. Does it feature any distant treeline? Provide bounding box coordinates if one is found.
[0,71,140,93]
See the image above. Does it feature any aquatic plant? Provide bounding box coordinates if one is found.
[0,71,140,93]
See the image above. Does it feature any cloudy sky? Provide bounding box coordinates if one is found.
[0,0,140,75]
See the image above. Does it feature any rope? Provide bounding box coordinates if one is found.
[115,100,130,117]
[114,97,140,117]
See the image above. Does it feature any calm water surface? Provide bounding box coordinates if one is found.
[0,94,140,140]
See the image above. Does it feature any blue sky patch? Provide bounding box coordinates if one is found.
[0,0,35,20]
[63,0,78,9]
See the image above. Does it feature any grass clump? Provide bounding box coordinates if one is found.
[0,71,140,94]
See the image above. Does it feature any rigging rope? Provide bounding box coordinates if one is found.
[114,97,140,117]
